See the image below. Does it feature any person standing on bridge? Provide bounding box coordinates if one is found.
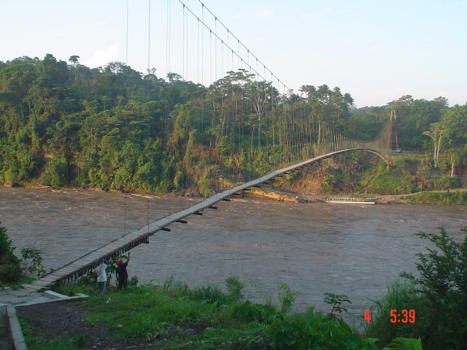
[96,262,108,295]
[115,252,130,290]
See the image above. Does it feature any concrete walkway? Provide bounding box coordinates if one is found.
[0,288,58,350]
[0,287,88,350]
[0,288,45,307]
[0,306,14,350]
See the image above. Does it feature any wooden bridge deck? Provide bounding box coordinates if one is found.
[22,148,383,293]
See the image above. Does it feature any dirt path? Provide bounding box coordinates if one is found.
[17,301,148,350]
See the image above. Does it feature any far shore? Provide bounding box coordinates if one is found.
[3,182,466,206]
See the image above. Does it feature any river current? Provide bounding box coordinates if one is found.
[1,187,465,326]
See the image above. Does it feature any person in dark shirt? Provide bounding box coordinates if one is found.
[115,252,130,290]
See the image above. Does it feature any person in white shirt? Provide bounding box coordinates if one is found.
[96,262,107,295]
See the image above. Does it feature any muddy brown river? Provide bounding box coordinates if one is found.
[1,187,465,327]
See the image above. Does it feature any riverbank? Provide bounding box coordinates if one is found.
[16,278,420,350]
[398,190,467,205]
[246,186,467,205]
[5,182,466,206]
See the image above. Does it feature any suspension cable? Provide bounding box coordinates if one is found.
[147,0,151,72]
[176,0,273,84]
[194,0,290,91]
[182,4,185,78]
[125,0,129,64]
[166,0,171,75]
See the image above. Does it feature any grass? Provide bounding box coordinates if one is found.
[361,166,416,195]
[19,276,428,349]
[0,276,34,289]
[23,277,388,350]
[85,284,219,342]
[401,190,467,205]
[82,279,277,347]
[19,314,87,350]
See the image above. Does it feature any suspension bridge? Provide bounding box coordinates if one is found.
[23,147,389,293]
[19,0,396,293]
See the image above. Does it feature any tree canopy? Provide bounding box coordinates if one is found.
[0,54,464,194]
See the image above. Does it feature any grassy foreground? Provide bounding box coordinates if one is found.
[17,277,425,350]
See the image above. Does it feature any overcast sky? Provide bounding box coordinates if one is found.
[2,0,466,107]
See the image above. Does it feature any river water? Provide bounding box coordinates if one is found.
[1,187,465,326]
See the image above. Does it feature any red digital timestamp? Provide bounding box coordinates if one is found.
[390,309,416,323]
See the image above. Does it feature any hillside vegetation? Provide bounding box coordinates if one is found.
[0,55,465,196]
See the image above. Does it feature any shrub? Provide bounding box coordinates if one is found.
[0,263,22,283]
[277,282,298,313]
[4,166,19,186]
[232,301,279,324]
[365,280,429,346]
[0,223,21,283]
[364,166,416,194]
[383,337,423,350]
[128,276,138,287]
[0,223,16,258]
[322,173,338,193]
[189,284,228,305]
[428,175,460,190]
[40,153,68,188]
[88,168,110,190]
[366,227,466,350]
[225,275,244,302]
[323,292,351,317]
[21,247,46,278]
[270,308,378,349]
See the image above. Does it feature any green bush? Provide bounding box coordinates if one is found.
[322,173,339,193]
[21,247,46,278]
[189,284,228,305]
[4,166,20,186]
[0,263,22,283]
[232,301,279,324]
[0,223,21,283]
[40,154,68,188]
[277,282,299,313]
[366,227,467,350]
[88,168,110,190]
[323,292,351,317]
[383,337,423,350]
[270,308,378,349]
[0,223,16,258]
[428,175,460,190]
[365,280,429,346]
[363,166,416,194]
[225,275,244,302]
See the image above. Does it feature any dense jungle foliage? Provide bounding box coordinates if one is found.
[0,54,465,195]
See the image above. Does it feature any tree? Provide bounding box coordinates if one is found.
[402,228,466,349]
[0,223,22,283]
[423,122,445,167]
[68,55,80,65]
